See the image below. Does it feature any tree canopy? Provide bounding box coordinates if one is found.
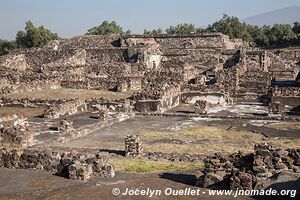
[86,20,124,35]
[165,23,204,35]
[16,21,59,48]
[205,14,298,48]
[144,28,163,35]
[2,17,300,57]
[0,39,17,56]
[0,21,59,55]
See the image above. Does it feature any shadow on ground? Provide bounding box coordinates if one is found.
[159,173,196,186]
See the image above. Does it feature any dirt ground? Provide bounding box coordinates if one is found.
[1,168,298,200]
[0,104,299,200]
[53,115,300,156]
[0,168,253,200]
[5,88,134,100]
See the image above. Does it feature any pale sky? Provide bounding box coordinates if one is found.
[1,0,300,40]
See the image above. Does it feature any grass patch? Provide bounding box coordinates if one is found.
[136,125,263,141]
[6,88,134,100]
[112,158,203,173]
[130,125,300,155]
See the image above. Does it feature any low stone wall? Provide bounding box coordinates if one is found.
[44,99,87,119]
[197,144,300,190]
[121,33,243,50]
[0,97,64,108]
[181,92,226,105]
[272,87,300,97]
[134,100,161,112]
[0,148,115,181]
[0,81,61,96]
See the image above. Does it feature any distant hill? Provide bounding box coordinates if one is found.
[242,6,300,26]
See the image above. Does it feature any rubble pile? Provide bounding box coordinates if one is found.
[58,119,74,133]
[0,149,115,181]
[197,144,300,190]
[125,135,143,156]
[268,101,281,115]
[195,100,209,115]
[97,106,108,121]
[0,115,33,147]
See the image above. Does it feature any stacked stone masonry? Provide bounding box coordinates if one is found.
[125,135,143,156]
[197,144,300,190]
[0,33,299,112]
[0,148,115,181]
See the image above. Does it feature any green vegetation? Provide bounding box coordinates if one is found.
[16,21,59,48]
[112,158,203,173]
[144,28,163,35]
[0,39,17,55]
[166,23,204,35]
[2,16,300,56]
[128,125,300,155]
[0,21,59,56]
[86,20,125,35]
[144,14,300,48]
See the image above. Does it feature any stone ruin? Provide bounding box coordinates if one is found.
[0,32,299,185]
[196,143,300,190]
[125,135,143,156]
[0,33,299,114]
[195,100,209,115]
[44,99,87,119]
[0,115,33,147]
[96,105,108,121]
[0,148,115,181]
[268,101,281,115]
[58,119,74,133]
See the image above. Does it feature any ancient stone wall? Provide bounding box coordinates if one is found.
[270,86,300,107]
[0,149,115,181]
[122,33,245,50]
[197,144,300,190]
[272,86,300,97]
[181,92,226,105]
[44,99,86,119]
[125,135,143,156]
[45,35,121,50]
[195,100,209,114]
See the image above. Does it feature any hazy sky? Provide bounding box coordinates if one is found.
[1,0,300,40]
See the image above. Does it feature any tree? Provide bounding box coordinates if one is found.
[0,39,17,56]
[209,14,252,42]
[292,22,300,34]
[266,24,296,47]
[144,28,163,35]
[86,20,124,35]
[125,29,132,35]
[246,25,268,46]
[165,23,203,35]
[16,21,59,48]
